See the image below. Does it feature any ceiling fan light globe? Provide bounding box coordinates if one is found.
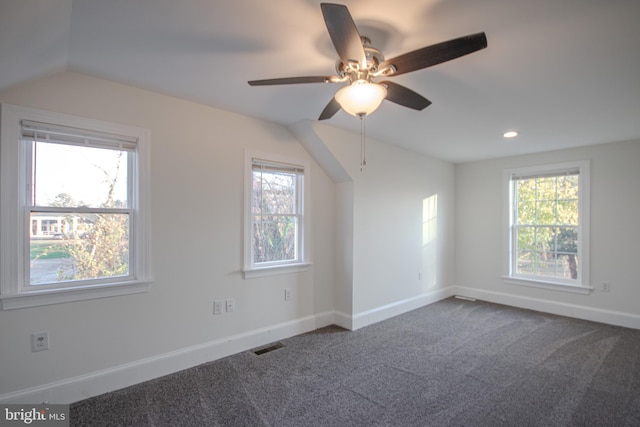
[335,80,387,116]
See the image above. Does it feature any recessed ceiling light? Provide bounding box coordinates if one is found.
[503,131,519,138]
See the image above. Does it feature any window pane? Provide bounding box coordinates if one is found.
[251,172,263,215]
[553,227,578,281]
[535,227,554,252]
[562,254,579,280]
[30,212,129,284]
[517,179,536,202]
[516,249,534,275]
[252,170,296,215]
[557,200,579,225]
[536,200,557,225]
[252,215,297,263]
[536,177,556,199]
[517,201,536,224]
[557,175,579,199]
[32,141,129,208]
[516,227,535,253]
[537,252,560,278]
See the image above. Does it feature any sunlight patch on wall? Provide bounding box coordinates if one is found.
[422,194,438,289]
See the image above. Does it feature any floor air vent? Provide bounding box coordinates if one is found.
[253,342,284,355]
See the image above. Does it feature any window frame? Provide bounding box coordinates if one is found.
[0,104,152,309]
[243,150,311,279]
[503,160,591,294]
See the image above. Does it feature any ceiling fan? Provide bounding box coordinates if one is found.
[248,3,487,120]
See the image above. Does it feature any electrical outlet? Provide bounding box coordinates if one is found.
[225,299,235,313]
[213,300,224,315]
[602,282,611,293]
[284,288,292,301]
[31,332,49,352]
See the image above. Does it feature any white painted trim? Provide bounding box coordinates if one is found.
[502,276,592,295]
[242,149,311,277]
[502,160,590,289]
[0,311,335,404]
[0,286,458,404]
[333,310,353,331]
[312,311,335,329]
[242,262,312,279]
[12,285,635,406]
[453,286,640,330]
[0,281,151,310]
[351,287,455,331]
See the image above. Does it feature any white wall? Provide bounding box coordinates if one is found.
[349,135,455,315]
[333,181,354,319]
[455,140,640,327]
[0,72,336,401]
[293,122,456,328]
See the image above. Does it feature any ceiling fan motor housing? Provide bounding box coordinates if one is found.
[335,37,386,82]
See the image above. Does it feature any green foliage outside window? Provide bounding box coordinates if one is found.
[514,174,579,280]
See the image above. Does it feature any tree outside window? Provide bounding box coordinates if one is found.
[243,152,309,278]
[250,161,303,266]
[29,141,131,285]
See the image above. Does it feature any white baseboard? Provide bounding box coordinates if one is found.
[0,311,335,405]
[11,285,632,406]
[332,310,354,330]
[350,287,455,331]
[454,286,640,330]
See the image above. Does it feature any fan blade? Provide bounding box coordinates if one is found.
[379,32,487,76]
[248,76,338,86]
[380,81,431,110]
[318,97,341,120]
[321,3,366,68]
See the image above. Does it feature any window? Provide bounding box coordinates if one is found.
[243,151,310,278]
[503,161,590,293]
[1,104,151,309]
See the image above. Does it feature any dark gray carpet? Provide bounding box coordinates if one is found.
[70,297,640,426]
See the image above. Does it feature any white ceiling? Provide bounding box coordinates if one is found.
[2,0,639,163]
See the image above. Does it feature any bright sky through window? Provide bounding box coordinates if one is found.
[33,141,128,208]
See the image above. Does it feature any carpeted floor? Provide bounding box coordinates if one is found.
[70,297,640,426]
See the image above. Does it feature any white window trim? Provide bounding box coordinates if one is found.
[502,160,591,294]
[242,150,311,279]
[0,104,152,309]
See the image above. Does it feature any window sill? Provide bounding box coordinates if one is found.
[502,276,592,295]
[0,280,152,310]
[243,262,312,279]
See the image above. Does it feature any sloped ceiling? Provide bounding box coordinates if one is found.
[1,0,639,163]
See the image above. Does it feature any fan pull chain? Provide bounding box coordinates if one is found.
[359,114,367,171]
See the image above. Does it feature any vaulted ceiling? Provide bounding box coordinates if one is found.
[2,0,639,163]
